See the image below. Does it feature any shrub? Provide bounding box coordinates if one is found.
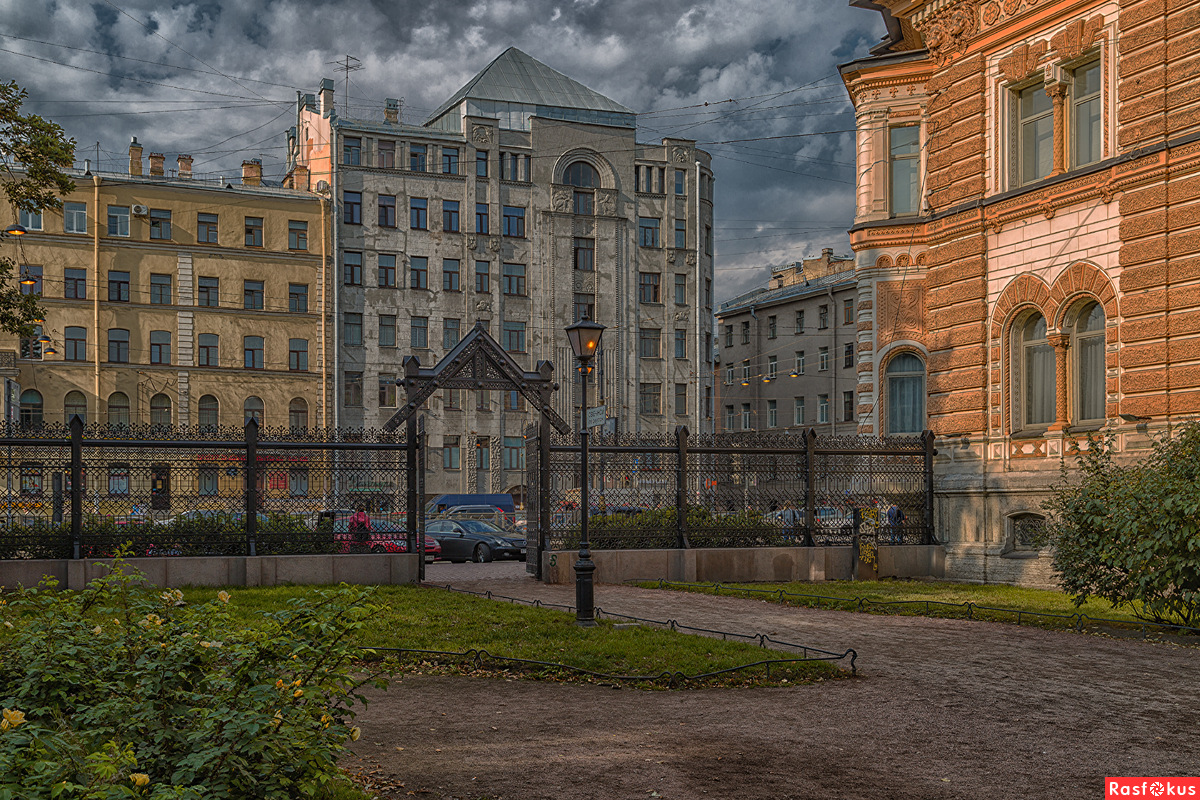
[0,560,384,798]
[1045,427,1200,627]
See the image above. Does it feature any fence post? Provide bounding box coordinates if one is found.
[851,507,861,581]
[923,430,936,545]
[804,427,816,547]
[416,416,426,581]
[538,414,551,579]
[245,418,258,556]
[70,415,83,560]
[406,415,418,557]
[675,425,688,549]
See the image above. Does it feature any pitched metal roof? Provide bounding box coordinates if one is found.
[425,47,635,124]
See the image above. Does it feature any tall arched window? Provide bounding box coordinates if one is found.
[19,389,43,428]
[150,393,172,427]
[288,398,308,431]
[564,161,598,215]
[64,390,87,423]
[244,396,264,425]
[198,395,219,429]
[886,353,925,434]
[1018,313,1055,429]
[1073,301,1106,424]
[107,392,130,428]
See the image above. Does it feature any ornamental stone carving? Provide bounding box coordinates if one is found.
[876,281,927,346]
[552,186,572,212]
[666,249,677,265]
[999,40,1048,83]
[673,309,689,322]
[672,146,691,163]
[1051,15,1104,62]
[685,251,696,266]
[475,298,492,312]
[466,235,477,249]
[471,125,492,144]
[597,189,616,216]
[915,0,980,66]
[575,272,596,292]
[488,237,501,253]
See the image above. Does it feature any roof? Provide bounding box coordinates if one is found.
[718,270,857,315]
[425,47,635,124]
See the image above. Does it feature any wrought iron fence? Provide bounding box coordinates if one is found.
[0,419,417,560]
[533,427,934,554]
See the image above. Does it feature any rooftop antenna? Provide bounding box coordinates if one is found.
[328,55,362,115]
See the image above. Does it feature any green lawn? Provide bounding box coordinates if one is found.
[190,584,844,688]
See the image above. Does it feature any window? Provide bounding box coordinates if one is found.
[379,374,397,408]
[289,284,308,312]
[198,213,218,243]
[150,394,171,427]
[502,321,526,352]
[1073,61,1102,168]
[741,321,750,344]
[639,328,661,358]
[198,333,219,366]
[243,279,264,310]
[639,382,662,415]
[768,355,778,379]
[475,260,490,292]
[108,270,130,302]
[18,265,40,296]
[443,318,460,349]
[107,329,129,363]
[818,394,829,424]
[504,391,525,412]
[476,203,489,234]
[889,126,920,216]
[768,399,778,428]
[378,195,396,227]
[244,396,264,425]
[442,436,461,469]
[704,225,712,255]
[674,274,687,305]
[725,366,734,384]
[442,147,459,174]
[379,315,396,347]
[149,209,171,239]
[342,191,362,225]
[150,331,171,365]
[819,305,829,329]
[198,276,219,307]
[108,392,130,428]
[794,397,805,426]
[742,361,751,382]
[675,219,686,249]
[725,405,735,430]
[343,373,363,407]
[502,263,526,295]
[244,217,263,247]
[64,390,87,422]
[343,313,363,346]
[819,347,829,372]
[639,217,660,247]
[410,144,427,171]
[477,390,492,411]
[675,169,686,195]
[675,329,687,359]
[199,468,218,496]
[675,384,688,416]
[198,395,219,429]
[442,388,462,410]
[243,336,264,370]
[843,391,855,422]
[64,202,87,234]
[741,403,752,430]
[146,274,171,305]
[476,150,488,177]
[724,325,733,347]
[1073,302,1106,424]
[795,351,805,374]
[574,293,595,322]
[411,317,428,348]
[289,339,308,371]
[107,205,129,237]
[502,206,525,237]
[795,309,804,334]
[18,208,41,231]
[343,136,361,165]
[1008,513,1049,552]
[19,462,42,495]
[65,268,86,299]
[844,342,855,368]
[378,254,396,287]
[886,353,926,434]
[410,198,427,229]
[19,389,42,428]
[289,468,309,497]
[573,237,594,271]
[378,140,395,168]
[502,437,525,471]
[443,259,460,291]
[477,437,490,470]
[108,464,130,496]
[1018,81,1054,186]
[639,272,661,304]
[439,200,460,233]
[844,298,855,324]
[65,326,86,361]
[410,257,428,289]
[768,315,777,339]
[573,189,594,215]
[1018,313,1055,428]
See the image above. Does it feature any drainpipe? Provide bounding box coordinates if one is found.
[92,174,102,411]
[694,159,703,435]
[749,306,760,431]
[318,193,328,427]
[331,129,340,431]
[828,282,837,437]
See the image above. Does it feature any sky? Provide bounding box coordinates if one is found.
[3,0,884,303]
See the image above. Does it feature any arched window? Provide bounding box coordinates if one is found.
[198,395,219,429]
[886,353,925,434]
[64,390,87,423]
[150,393,172,427]
[288,398,308,431]
[1017,313,1055,430]
[107,392,130,428]
[19,389,43,428]
[564,161,598,215]
[244,396,264,425]
[1007,512,1048,553]
[1073,301,1106,424]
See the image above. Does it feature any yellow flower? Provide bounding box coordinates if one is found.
[130,773,149,787]
[292,679,302,687]
[2,708,26,729]
[139,613,162,628]
[349,726,361,742]
[2,621,11,629]
[199,640,222,649]
[217,590,230,604]
[159,591,174,603]
[92,625,103,636]
[275,679,284,689]
[293,688,303,698]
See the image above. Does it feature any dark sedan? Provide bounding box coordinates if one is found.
[426,519,526,563]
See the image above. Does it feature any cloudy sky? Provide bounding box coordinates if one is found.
[4,0,883,302]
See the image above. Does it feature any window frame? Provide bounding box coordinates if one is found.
[243,336,265,370]
[244,216,264,247]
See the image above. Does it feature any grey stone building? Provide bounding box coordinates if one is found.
[287,48,715,504]
[716,250,858,434]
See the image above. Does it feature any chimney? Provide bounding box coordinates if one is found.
[319,78,334,116]
[177,154,193,179]
[821,247,833,264]
[385,98,400,124]
[129,137,143,176]
[148,152,165,177]
[290,163,310,191]
[241,159,262,187]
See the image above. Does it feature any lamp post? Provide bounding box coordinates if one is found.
[564,314,605,627]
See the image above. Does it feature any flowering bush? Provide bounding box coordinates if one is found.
[0,561,383,798]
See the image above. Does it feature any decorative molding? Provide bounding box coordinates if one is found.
[685,251,696,266]
[915,0,980,66]
[671,146,692,163]
[596,189,617,216]
[1050,15,1103,62]
[471,125,492,144]
[466,234,477,249]
[666,249,677,265]
[876,280,927,347]
[998,40,1048,84]
[551,186,572,213]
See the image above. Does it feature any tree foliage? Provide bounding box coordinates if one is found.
[1045,426,1200,626]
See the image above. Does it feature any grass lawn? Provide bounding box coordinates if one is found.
[189,583,844,688]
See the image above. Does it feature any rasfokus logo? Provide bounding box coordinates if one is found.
[1107,778,1200,797]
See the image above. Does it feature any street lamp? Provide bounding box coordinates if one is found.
[564,314,605,627]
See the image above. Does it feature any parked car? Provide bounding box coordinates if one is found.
[331,516,441,561]
[426,519,526,563]
[439,504,517,529]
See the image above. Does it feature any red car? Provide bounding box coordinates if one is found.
[333,529,441,561]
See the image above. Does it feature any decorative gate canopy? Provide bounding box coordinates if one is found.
[382,322,571,434]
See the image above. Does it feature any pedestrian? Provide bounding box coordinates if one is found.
[349,506,372,542]
[886,503,905,544]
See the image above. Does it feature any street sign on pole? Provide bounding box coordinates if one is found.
[586,405,606,429]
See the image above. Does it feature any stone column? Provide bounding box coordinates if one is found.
[1048,332,1071,431]
[1046,82,1069,176]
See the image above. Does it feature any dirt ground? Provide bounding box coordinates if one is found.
[345,563,1200,800]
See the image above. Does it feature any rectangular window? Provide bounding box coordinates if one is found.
[443,318,461,349]
[289,468,309,498]
[726,366,734,385]
[675,383,688,416]
[741,321,750,344]
[573,237,595,272]
[108,465,130,497]
[442,147,459,174]
[65,327,87,361]
[475,203,489,234]
[378,195,396,227]
[244,217,263,247]
[639,382,662,415]
[844,342,855,368]
[818,394,829,424]
[675,168,686,195]
[819,347,829,371]
[410,257,428,289]
[476,150,488,177]
[20,324,42,360]
[343,191,362,225]
[504,390,525,412]
[502,436,525,471]
[411,316,428,348]
[1018,81,1054,186]
[477,390,492,411]
[379,373,397,407]
[675,219,686,249]
[108,270,130,302]
[793,397,805,426]
[638,328,661,358]
[443,200,460,232]
[107,205,129,237]
[638,217,660,247]
[725,405,735,431]
[843,298,855,324]
[288,220,308,250]
[639,272,661,304]
[705,386,713,419]
[343,136,361,165]
[378,140,394,168]
[889,126,920,216]
[198,276,219,307]
[768,399,778,428]
[150,274,172,305]
[795,310,804,334]
[107,328,129,363]
[475,260,490,292]
[410,144,427,172]
[344,313,363,346]
[243,279,264,310]
[741,403,751,430]
[197,213,218,243]
[379,314,396,348]
[64,202,87,234]
[446,389,465,410]
[573,293,595,322]
[344,372,363,406]
[674,274,687,304]
[724,325,733,347]
[410,198,427,229]
[502,206,525,237]
[1073,61,1102,168]
[704,225,712,255]
[18,208,41,231]
[149,209,171,239]
[502,320,526,352]
[573,189,593,215]
[244,336,264,369]
[477,437,490,469]
[289,283,308,313]
[795,351,805,374]
[19,265,41,296]
[378,254,397,287]
[440,436,461,470]
[768,355,778,379]
[502,263,526,295]
[843,390,855,422]
[768,315,778,339]
[289,339,308,371]
[819,305,829,329]
[199,468,218,496]
[198,333,218,367]
[675,329,687,359]
[443,259,460,291]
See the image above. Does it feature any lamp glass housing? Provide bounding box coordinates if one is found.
[565,317,606,363]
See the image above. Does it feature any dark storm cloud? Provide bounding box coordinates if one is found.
[1,0,883,303]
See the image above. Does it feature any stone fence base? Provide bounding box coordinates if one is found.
[0,553,421,592]
[540,545,945,585]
